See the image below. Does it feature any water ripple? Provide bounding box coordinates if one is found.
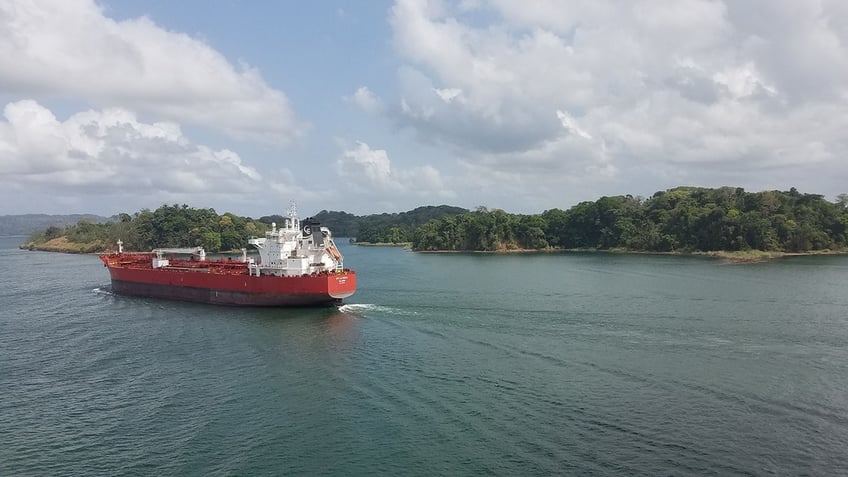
[3,239,848,474]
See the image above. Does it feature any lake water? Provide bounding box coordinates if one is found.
[2,235,847,475]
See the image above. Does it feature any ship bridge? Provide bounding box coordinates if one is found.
[247,205,343,277]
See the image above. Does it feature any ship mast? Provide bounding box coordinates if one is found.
[287,201,299,230]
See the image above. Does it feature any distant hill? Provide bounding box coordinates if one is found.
[258,205,469,240]
[315,205,468,238]
[0,214,111,236]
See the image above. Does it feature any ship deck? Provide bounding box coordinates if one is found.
[104,254,251,276]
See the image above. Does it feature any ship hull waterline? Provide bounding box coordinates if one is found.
[104,265,356,307]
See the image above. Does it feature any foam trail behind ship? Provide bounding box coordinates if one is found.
[338,304,416,316]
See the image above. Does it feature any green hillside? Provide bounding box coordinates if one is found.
[413,187,848,253]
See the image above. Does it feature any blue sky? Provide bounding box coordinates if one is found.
[1,0,847,217]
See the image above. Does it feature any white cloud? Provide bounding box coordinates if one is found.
[712,63,778,99]
[338,141,400,192]
[0,100,261,196]
[388,0,848,200]
[0,0,303,144]
[349,86,383,113]
[556,110,592,140]
[434,87,463,103]
[336,141,453,200]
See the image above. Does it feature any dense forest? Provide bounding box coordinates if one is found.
[413,187,848,253]
[261,205,468,242]
[23,203,467,253]
[23,187,848,254]
[25,204,270,253]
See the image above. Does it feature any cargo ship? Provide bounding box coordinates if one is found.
[99,206,355,306]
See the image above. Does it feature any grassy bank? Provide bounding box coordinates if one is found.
[416,246,848,263]
[21,236,108,254]
[353,242,412,248]
[699,249,848,263]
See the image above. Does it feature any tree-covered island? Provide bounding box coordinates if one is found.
[412,187,848,256]
[21,187,848,260]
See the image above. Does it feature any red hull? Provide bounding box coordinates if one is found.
[100,254,355,307]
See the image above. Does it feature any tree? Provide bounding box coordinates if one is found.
[201,232,222,252]
[837,193,848,210]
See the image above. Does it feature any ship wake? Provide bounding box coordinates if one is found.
[338,303,417,316]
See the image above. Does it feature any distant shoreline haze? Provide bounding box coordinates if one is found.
[0,214,110,237]
[16,186,848,255]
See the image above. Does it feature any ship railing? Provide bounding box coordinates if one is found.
[152,247,206,260]
[248,262,260,277]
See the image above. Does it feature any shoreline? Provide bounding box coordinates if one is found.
[19,238,251,256]
[414,247,848,263]
[20,239,848,264]
[351,242,412,248]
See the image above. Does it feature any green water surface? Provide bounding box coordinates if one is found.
[2,236,847,475]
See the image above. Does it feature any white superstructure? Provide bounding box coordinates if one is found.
[247,204,344,277]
